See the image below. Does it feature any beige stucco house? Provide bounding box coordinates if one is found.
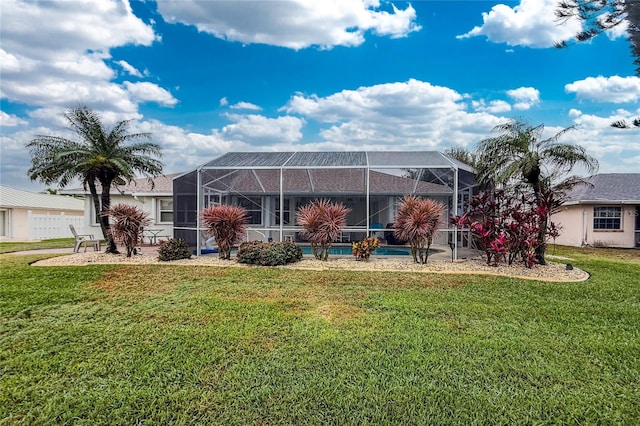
[62,174,178,243]
[0,185,85,240]
[551,174,640,249]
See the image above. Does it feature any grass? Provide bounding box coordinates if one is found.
[0,238,74,254]
[0,245,638,424]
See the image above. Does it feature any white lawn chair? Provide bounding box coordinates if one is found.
[69,224,101,252]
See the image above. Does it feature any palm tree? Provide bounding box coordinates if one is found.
[27,105,163,253]
[475,119,598,264]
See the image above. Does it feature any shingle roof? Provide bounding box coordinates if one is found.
[63,174,179,195]
[565,174,640,203]
[0,185,84,210]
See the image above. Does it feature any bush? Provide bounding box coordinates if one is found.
[107,204,151,257]
[157,238,192,262]
[237,240,303,266]
[296,198,350,261]
[394,195,445,264]
[201,205,248,260]
[352,237,379,261]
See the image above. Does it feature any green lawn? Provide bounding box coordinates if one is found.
[1,246,638,424]
[0,238,74,254]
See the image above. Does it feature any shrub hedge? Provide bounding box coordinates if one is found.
[157,238,192,261]
[237,240,303,266]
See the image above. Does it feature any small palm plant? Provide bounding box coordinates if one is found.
[106,204,151,257]
[394,195,445,264]
[296,199,350,261]
[201,205,248,260]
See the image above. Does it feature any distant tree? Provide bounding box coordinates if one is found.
[611,117,640,128]
[555,0,640,75]
[27,105,163,253]
[475,119,598,264]
[444,147,477,168]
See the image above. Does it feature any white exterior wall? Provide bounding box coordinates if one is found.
[552,204,637,248]
[0,207,83,241]
[83,194,174,241]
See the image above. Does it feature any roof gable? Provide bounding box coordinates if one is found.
[566,174,640,203]
[0,185,84,210]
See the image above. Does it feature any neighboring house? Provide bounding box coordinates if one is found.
[62,174,178,241]
[0,185,84,240]
[552,174,640,248]
[173,151,476,254]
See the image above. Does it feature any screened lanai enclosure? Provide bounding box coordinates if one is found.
[173,151,475,257]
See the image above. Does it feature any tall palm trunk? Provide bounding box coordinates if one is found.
[529,174,547,265]
[87,180,107,252]
[99,179,118,253]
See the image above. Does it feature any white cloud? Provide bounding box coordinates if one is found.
[0,0,158,116]
[116,60,144,77]
[472,99,512,113]
[0,111,28,127]
[565,75,640,103]
[155,0,420,50]
[219,97,229,106]
[221,114,305,145]
[282,79,505,147]
[123,82,178,107]
[507,86,540,110]
[458,0,581,48]
[230,101,263,111]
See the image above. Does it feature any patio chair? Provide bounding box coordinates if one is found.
[69,224,101,252]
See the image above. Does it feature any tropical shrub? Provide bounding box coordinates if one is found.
[201,205,248,260]
[296,199,350,261]
[352,237,379,261]
[237,240,303,266]
[157,238,192,262]
[106,204,150,257]
[393,196,445,264]
[452,189,563,268]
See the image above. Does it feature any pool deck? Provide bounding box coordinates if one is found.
[8,244,481,261]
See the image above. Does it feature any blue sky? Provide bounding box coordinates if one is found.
[1,0,638,192]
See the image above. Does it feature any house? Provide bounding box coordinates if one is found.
[551,174,640,248]
[0,185,84,240]
[172,151,476,256]
[62,174,178,242]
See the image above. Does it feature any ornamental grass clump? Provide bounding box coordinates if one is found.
[352,237,379,261]
[106,204,150,257]
[296,199,350,261]
[394,195,445,264]
[157,238,191,261]
[201,205,248,260]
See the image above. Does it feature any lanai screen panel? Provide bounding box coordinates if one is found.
[285,151,367,168]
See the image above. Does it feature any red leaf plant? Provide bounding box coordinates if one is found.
[394,195,445,264]
[201,205,248,260]
[296,199,350,261]
[106,204,151,257]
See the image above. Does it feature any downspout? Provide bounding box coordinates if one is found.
[582,209,588,246]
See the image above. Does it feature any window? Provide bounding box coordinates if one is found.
[158,198,173,223]
[275,197,290,225]
[593,206,621,230]
[237,197,262,225]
